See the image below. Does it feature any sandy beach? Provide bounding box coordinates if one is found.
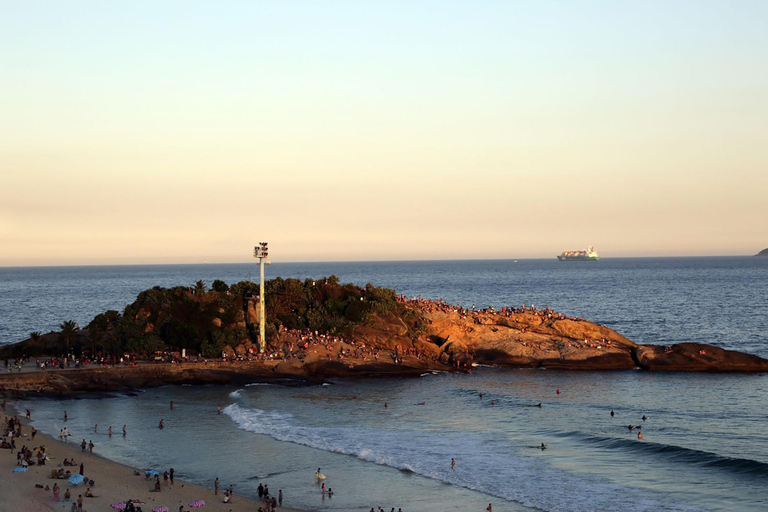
[1,404,309,512]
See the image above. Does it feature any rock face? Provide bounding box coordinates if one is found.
[418,308,638,370]
[634,343,768,372]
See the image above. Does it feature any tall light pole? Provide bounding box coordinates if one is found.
[253,242,269,353]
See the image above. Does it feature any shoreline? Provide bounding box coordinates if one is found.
[2,402,312,512]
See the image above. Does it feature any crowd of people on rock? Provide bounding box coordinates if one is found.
[397,295,584,325]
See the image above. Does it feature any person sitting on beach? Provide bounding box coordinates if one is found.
[64,488,71,500]
[85,488,94,497]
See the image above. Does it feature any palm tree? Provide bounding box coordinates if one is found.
[59,320,79,355]
[194,280,206,296]
[29,331,42,343]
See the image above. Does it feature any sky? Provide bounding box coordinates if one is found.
[1,1,766,265]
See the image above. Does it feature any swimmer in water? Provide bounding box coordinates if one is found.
[610,410,614,417]
[641,415,648,421]
[535,402,542,407]
[159,419,164,429]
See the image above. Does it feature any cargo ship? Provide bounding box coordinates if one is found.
[557,246,599,261]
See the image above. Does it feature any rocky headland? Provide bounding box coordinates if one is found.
[756,248,768,257]
[1,277,767,394]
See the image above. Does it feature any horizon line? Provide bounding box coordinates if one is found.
[0,253,763,269]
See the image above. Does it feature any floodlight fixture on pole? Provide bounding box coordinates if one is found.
[253,242,269,353]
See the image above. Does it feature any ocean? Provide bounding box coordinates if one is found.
[4,257,768,512]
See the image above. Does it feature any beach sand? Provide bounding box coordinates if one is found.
[2,405,309,512]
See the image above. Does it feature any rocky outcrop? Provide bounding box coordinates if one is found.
[3,294,768,395]
[756,248,768,257]
[634,343,768,372]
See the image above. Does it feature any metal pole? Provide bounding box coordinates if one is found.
[259,255,266,353]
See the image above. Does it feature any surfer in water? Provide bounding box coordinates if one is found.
[540,443,547,450]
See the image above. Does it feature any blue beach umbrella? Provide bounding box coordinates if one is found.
[69,474,85,485]
[13,467,28,472]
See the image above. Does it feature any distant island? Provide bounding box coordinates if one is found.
[2,277,767,393]
[756,248,768,257]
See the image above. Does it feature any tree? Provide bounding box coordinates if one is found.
[59,320,79,355]
[211,279,229,293]
[194,280,206,296]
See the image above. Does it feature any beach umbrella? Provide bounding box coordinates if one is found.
[188,500,205,508]
[110,503,126,510]
[69,474,85,485]
[152,507,169,512]
[13,467,27,473]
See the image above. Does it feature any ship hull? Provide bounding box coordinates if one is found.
[557,255,600,261]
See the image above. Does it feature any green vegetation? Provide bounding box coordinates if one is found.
[0,277,402,359]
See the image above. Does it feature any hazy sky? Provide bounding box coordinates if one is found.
[2,1,766,265]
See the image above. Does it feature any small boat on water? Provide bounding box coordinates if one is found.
[557,246,599,261]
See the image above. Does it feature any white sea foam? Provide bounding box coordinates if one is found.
[222,404,707,512]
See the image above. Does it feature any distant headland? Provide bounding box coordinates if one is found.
[756,248,768,257]
[2,277,767,393]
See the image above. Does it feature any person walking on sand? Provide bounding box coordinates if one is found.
[88,440,94,454]
[214,477,219,495]
[81,439,86,453]
[53,482,60,501]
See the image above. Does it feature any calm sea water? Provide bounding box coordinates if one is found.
[5,257,768,512]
